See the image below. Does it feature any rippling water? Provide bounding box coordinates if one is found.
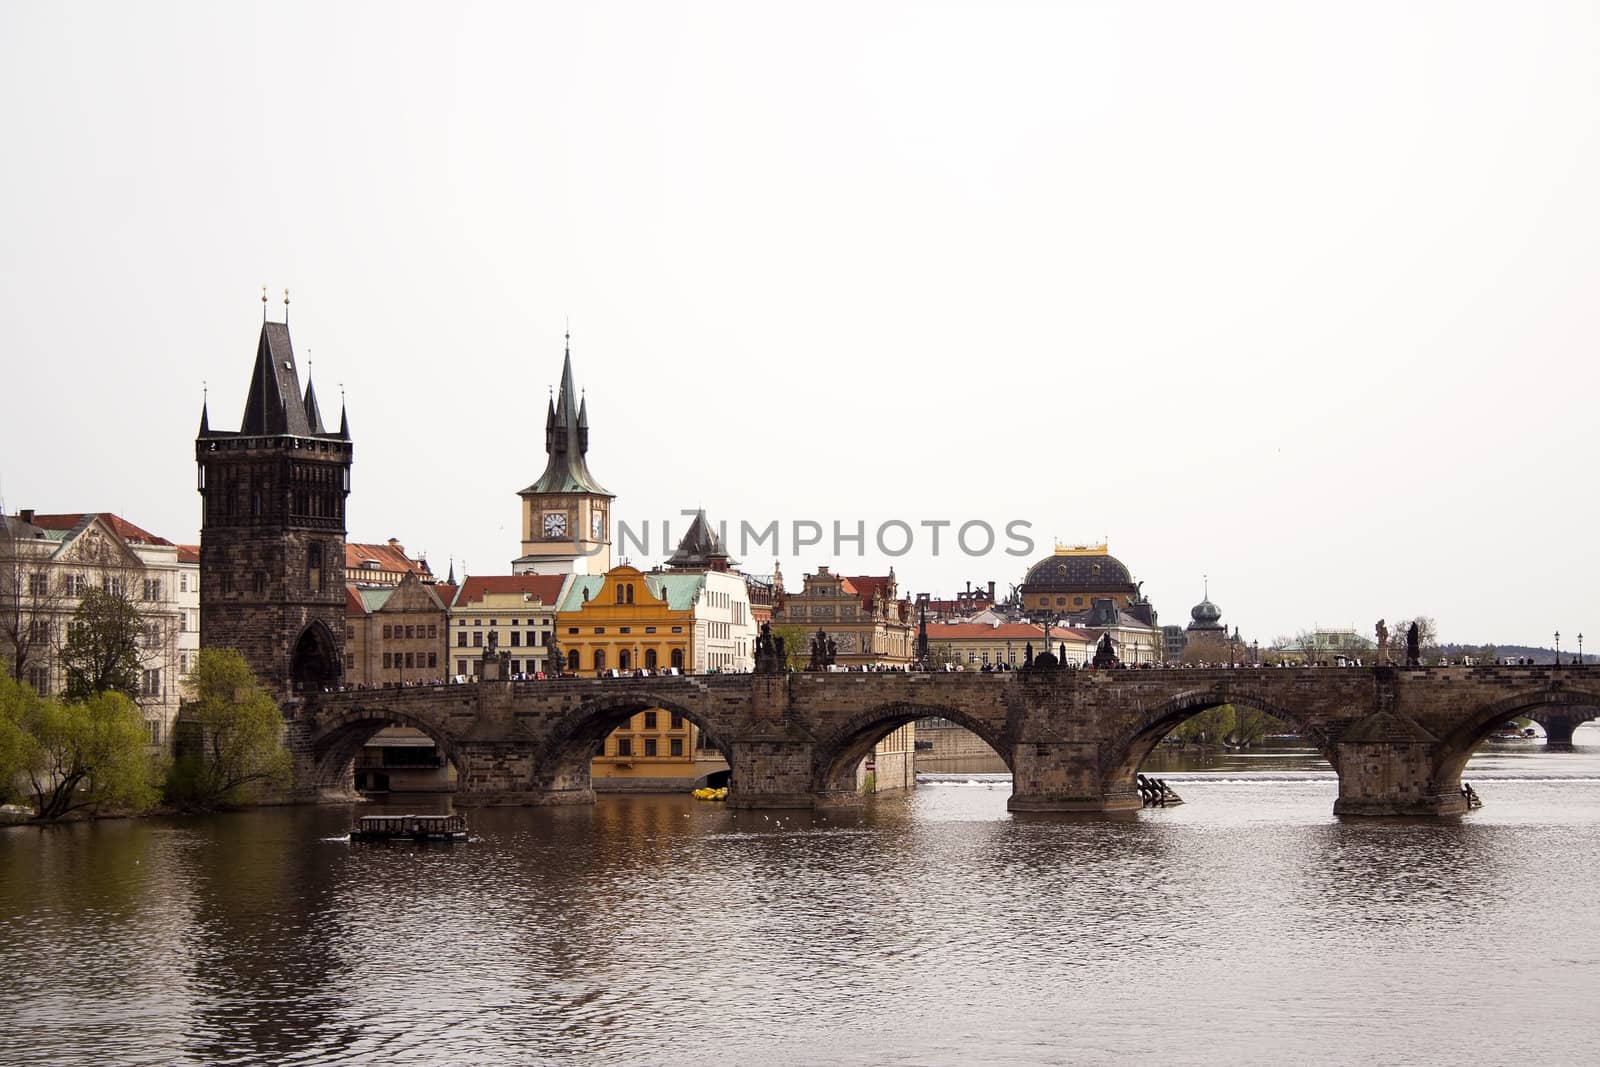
[5,730,1600,1065]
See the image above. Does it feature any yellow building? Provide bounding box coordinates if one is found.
[557,565,728,788]
[772,565,915,667]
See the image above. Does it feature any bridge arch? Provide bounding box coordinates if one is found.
[812,701,1010,796]
[309,703,466,793]
[529,690,733,796]
[1436,686,1600,783]
[1104,687,1337,790]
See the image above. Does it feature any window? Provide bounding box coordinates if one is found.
[618,650,631,671]
[473,632,483,647]
[593,649,606,671]
[141,668,162,698]
[670,738,683,757]
[428,653,437,668]
[383,624,393,639]
[28,573,47,596]
[616,738,632,757]
[428,624,437,639]
[645,648,658,669]
[457,632,467,647]
[253,572,266,595]
[620,627,631,634]
[179,572,188,593]
[671,649,684,669]
[405,625,415,640]
[511,660,521,673]
[644,712,657,730]
[645,626,656,634]
[671,714,683,729]
[179,654,188,674]
[143,578,161,601]
[383,652,392,668]
[457,659,467,674]
[568,649,580,671]
[404,652,414,668]
[308,541,324,592]
[510,631,520,646]
[644,739,657,757]
[179,612,188,632]
[145,719,162,746]
[143,624,162,649]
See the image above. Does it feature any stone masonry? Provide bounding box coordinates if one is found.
[291,664,1600,817]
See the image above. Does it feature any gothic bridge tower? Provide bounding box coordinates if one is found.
[196,304,352,696]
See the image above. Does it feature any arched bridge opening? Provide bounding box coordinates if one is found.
[1106,689,1337,798]
[530,692,734,801]
[812,703,1010,801]
[1437,688,1600,786]
[310,706,466,796]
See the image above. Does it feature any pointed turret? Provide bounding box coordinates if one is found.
[665,509,738,571]
[518,339,611,496]
[338,402,350,440]
[240,321,313,436]
[303,378,325,434]
[199,400,210,435]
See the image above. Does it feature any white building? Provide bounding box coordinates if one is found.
[1,511,195,749]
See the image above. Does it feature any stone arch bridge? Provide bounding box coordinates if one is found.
[287,665,1599,817]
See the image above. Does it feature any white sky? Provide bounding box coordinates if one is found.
[2,2,1597,648]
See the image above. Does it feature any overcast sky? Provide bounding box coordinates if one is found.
[3,2,1597,648]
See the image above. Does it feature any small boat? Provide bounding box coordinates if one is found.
[350,813,469,842]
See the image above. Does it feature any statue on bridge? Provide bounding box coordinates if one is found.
[754,622,787,675]
[809,627,836,671]
[1375,619,1389,666]
[1092,631,1119,669]
[1406,622,1421,667]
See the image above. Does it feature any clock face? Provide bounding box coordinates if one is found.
[543,512,568,538]
[591,511,604,539]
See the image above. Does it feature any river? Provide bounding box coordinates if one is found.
[4,728,1600,1066]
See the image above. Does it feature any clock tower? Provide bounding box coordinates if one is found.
[513,337,614,575]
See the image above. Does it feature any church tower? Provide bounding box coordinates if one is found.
[196,302,352,696]
[513,336,615,575]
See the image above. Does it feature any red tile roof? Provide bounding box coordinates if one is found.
[926,622,1096,642]
[454,574,566,607]
[177,544,200,564]
[346,540,432,578]
[28,513,174,546]
[845,575,895,610]
[345,586,368,615]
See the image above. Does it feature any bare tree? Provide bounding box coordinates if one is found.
[0,511,69,687]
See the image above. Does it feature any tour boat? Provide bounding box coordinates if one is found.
[349,813,469,842]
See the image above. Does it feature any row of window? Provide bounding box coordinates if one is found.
[571,625,684,635]
[383,652,440,670]
[574,648,686,671]
[382,623,440,640]
[457,630,545,648]
[457,618,554,627]
[612,738,684,758]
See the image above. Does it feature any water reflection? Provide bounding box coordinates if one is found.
[2,731,1599,1065]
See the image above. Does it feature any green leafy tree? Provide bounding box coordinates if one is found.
[770,624,812,673]
[0,678,31,803]
[168,648,291,809]
[60,588,143,702]
[1,676,156,820]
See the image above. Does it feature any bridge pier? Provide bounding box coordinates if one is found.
[1006,741,1141,813]
[725,736,818,810]
[1331,712,1467,816]
[1540,715,1577,749]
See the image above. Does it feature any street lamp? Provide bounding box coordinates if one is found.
[1580,633,1585,665]
[1554,630,1561,666]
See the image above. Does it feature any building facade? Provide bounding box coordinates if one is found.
[773,565,915,667]
[344,571,451,687]
[1,510,194,747]
[446,573,567,679]
[924,621,1096,669]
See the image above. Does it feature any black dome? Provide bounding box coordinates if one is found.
[1190,598,1222,624]
[1022,552,1136,592]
